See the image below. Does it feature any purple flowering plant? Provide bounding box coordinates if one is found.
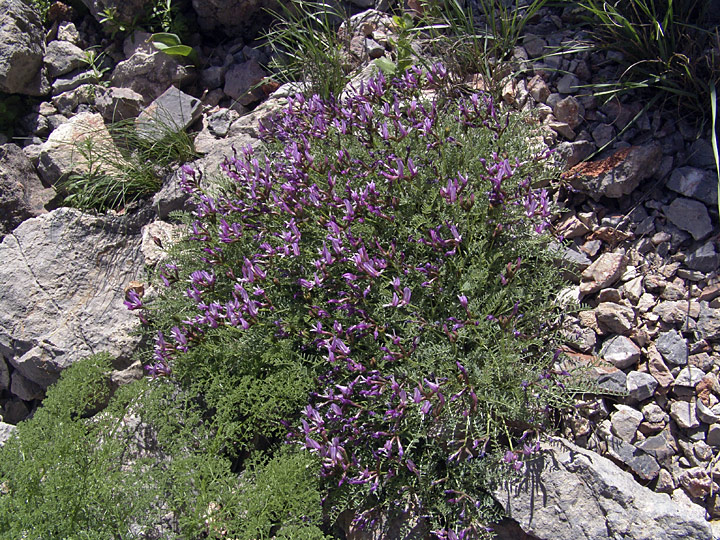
[137,64,571,538]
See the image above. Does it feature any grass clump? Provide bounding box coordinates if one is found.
[572,0,719,124]
[131,65,571,538]
[58,115,197,212]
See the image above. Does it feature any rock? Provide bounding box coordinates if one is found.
[153,169,192,219]
[191,0,277,34]
[678,467,713,499]
[0,144,54,237]
[52,83,97,115]
[652,301,687,326]
[494,438,711,540]
[0,208,145,389]
[0,0,46,95]
[636,428,676,461]
[698,304,720,341]
[663,198,713,241]
[95,86,144,121]
[696,399,720,424]
[224,59,268,106]
[642,403,667,424]
[79,0,152,25]
[57,22,80,44]
[599,335,641,369]
[674,367,706,388]
[591,123,615,148]
[110,50,193,105]
[648,345,675,391]
[527,75,550,103]
[611,404,643,442]
[670,400,699,429]
[556,73,580,94]
[2,398,29,424]
[44,40,85,79]
[656,330,689,365]
[136,86,203,142]
[37,112,123,186]
[555,140,596,169]
[52,69,98,95]
[595,303,635,335]
[207,108,240,137]
[522,34,546,58]
[0,422,16,445]
[708,424,720,446]
[566,144,662,200]
[553,96,582,129]
[667,167,718,206]
[686,241,719,273]
[687,138,715,169]
[580,253,628,295]
[10,371,44,401]
[141,220,183,266]
[626,371,659,402]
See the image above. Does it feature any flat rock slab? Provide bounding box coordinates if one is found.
[565,144,662,200]
[136,85,202,142]
[663,197,713,241]
[495,438,712,540]
[0,207,145,390]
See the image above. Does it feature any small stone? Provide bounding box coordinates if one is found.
[623,276,644,304]
[556,73,580,94]
[597,288,622,303]
[556,214,590,238]
[553,96,582,129]
[686,241,719,273]
[663,198,713,241]
[527,74,550,103]
[674,366,706,388]
[652,301,687,326]
[687,138,715,169]
[696,399,720,424]
[223,59,267,106]
[522,33,546,58]
[580,253,628,295]
[626,371,659,402]
[648,345,675,391]
[548,119,576,140]
[689,352,714,372]
[656,330,689,365]
[667,167,718,206]
[600,335,641,368]
[679,467,713,499]
[591,123,615,147]
[656,468,675,492]
[670,400,699,429]
[10,371,44,401]
[636,428,676,460]
[661,282,686,301]
[642,403,667,424]
[708,423,720,446]
[595,302,635,335]
[44,40,85,78]
[698,304,720,341]
[611,404,643,442]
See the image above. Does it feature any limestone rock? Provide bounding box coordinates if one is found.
[600,335,641,369]
[0,208,145,389]
[136,85,202,142]
[566,144,662,200]
[223,59,268,106]
[595,303,635,335]
[663,198,713,241]
[44,40,85,79]
[110,50,193,105]
[37,112,123,186]
[670,400,699,429]
[0,144,54,237]
[0,0,46,95]
[0,422,16,445]
[95,86,144,121]
[580,253,628,295]
[494,438,712,540]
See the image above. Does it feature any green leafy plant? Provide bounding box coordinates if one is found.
[99,6,143,39]
[80,47,112,87]
[375,14,418,77]
[264,0,353,99]
[148,32,200,66]
[573,0,719,123]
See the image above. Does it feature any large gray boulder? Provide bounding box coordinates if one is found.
[0,207,147,390]
[0,0,47,95]
[494,438,712,540]
[0,144,54,237]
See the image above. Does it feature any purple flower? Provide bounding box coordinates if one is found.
[124,290,143,310]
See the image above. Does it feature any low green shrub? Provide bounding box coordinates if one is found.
[133,65,572,537]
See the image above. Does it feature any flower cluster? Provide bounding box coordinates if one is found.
[135,64,567,538]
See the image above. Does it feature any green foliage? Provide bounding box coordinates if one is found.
[264,0,353,99]
[58,116,197,212]
[24,0,52,22]
[573,0,719,123]
[148,32,200,66]
[375,14,418,77]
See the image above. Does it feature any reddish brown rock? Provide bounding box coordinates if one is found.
[580,253,628,295]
